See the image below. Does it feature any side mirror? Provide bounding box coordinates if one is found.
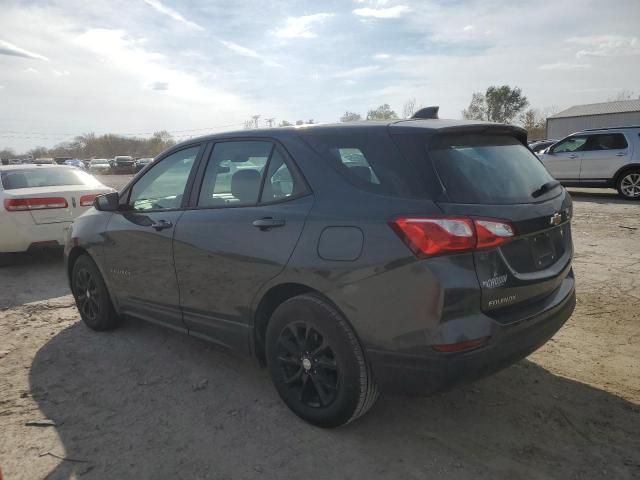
[94,192,120,211]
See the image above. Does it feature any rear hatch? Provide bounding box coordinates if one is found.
[394,127,573,319]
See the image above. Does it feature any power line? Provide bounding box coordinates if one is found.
[0,122,246,140]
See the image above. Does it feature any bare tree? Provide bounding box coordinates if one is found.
[279,120,292,127]
[366,104,398,120]
[340,111,362,122]
[608,89,637,101]
[265,118,275,127]
[402,98,416,119]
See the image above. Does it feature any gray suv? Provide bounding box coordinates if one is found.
[65,113,576,427]
[540,126,640,199]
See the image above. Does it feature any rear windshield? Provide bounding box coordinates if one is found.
[429,134,555,204]
[300,132,427,198]
[1,168,100,190]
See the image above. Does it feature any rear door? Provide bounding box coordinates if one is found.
[400,132,573,316]
[541,136,586,181]
[173,139,312,353]
[104,144,202,331]
[579,132,631,181]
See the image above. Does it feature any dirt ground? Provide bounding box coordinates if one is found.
[1,183,639,480]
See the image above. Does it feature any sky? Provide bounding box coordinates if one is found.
[1,0,639,153]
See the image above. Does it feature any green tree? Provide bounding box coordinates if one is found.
[366,104,398,120]
[462,85,528,124]
[340,111,362,122]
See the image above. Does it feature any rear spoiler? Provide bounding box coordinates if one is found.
[434,125,528,145]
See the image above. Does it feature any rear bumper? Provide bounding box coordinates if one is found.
[0,218,70,253]
[367,279,575,395]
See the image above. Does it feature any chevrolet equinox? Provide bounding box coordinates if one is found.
[65,109,576,427]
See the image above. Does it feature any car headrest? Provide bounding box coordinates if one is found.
[231,169,261,203]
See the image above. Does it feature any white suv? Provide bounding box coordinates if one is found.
[540,126,640,199]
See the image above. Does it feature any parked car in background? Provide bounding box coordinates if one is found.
[66,115,575,427]
[89,158,112,175]
[1,165,113,255]
[539,126,640,199]
[529,139,557,154]
[134,157,153,172]
[64,159,86,170]
[34,158,54,165]
[111,155,136,174]
[54,156,73,165]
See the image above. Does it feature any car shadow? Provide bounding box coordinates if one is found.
[29,319,640,480]
[566,188,630,205]
[0,249,69,309]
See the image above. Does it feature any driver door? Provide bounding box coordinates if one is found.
[104,144,203,331]
[541,135,586,181]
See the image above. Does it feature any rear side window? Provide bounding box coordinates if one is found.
[301,133,427,198]
[429,134,555,204]
[583,133,628,151]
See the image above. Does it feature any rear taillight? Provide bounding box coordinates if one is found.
[390,216,514,257]
[4,197,68,212]
[79,194,98,207]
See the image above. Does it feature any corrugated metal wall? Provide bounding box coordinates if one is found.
[546,112,640,139]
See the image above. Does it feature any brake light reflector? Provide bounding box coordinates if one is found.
[4,197,68,211]
[390,216,514,257]
[79,194,98,207]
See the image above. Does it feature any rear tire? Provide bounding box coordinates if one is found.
[616,169,640,200]
[71,254,121,331]
[265,294,378,427]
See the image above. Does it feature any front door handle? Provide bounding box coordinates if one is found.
[252,217,285,230]
[616,152,626,157]
[569,154,578,158]
[150,219,173,231]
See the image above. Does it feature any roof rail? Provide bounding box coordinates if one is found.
[411,106,439,120]
[582,125,640,132]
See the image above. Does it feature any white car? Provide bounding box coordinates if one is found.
[0,165,114,253]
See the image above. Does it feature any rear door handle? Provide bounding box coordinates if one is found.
[568,154,578,158]
[150,219,173,231]
[252,217,285,230]
[616,152,626,157]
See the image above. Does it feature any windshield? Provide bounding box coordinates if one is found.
[429,134,555,204]
[1,168,102,190]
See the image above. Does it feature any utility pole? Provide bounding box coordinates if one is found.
[252,115,261,129]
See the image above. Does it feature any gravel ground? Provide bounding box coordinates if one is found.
[0,184,639,480]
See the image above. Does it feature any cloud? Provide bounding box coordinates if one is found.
[143,0,204,31]
[273,13,333,39]
[150,81,169,90]
[331,65,380,78]
[220,40,281,67]
[52,69,70,76]
[463,25,474,32]
[539,62,592,71]
[568,35,640,57]
[373,53,390,59]
[0,39,48,61]
[24,67,39,74]
[353,5,410,19]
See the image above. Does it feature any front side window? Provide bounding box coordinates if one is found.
[129,145,199,211]
[583,133,628,151]
[552,136,587,153]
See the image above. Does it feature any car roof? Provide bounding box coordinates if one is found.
[175,118,527,147]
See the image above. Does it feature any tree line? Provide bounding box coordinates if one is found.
[1,131,176,160]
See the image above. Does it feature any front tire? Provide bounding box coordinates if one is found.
[266,294,378,427]
[71,254,121,331]
[617,169,640,200]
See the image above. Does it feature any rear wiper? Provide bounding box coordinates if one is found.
[532,180,561,198]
